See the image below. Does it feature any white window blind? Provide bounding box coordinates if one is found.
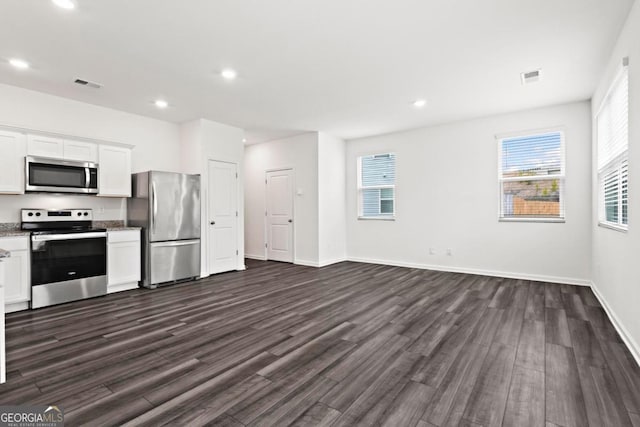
[498,131,565,220]
[597,63,628,229]
[358,153,396,218]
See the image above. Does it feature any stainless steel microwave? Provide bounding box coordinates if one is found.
[25,156,99,194]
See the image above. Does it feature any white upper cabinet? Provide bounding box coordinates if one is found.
[27,134,64,159]
[63,140,98,162]
[98,145,132,197]
[0,130,26,194]
[0,126,132,196]
[27,135,97,163]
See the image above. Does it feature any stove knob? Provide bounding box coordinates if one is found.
[84,212,89,216]
[35,212,41,217]
[78,212,82,216]
[28,212,33,217]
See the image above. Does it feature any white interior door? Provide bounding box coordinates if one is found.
[266,169,294,262]
[208,160,238,274]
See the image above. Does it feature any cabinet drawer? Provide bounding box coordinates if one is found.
[0,236,29,251]
[108,230,140,243]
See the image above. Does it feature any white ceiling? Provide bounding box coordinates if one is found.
[0,0,634,143]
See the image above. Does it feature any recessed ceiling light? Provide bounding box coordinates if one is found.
[221,69,237,80]
[413,99,427,108]
[9,58,29,70]
[154,100,168,109]
[52,0,75,10]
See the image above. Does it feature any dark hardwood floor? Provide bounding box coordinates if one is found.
[1,259,640,426]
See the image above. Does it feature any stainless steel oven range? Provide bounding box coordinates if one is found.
[21,209,107,309]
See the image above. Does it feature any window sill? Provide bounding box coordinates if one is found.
[358,216,395,221]
[499,217,565,223]
[598,222,628,233]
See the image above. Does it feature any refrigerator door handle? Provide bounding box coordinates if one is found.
[151,239,200,248]
[151,181,157,235]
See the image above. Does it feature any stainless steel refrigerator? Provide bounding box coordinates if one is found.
[127,171,201,288]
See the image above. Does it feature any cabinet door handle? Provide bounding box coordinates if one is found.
[210,221,215,225]
[288,219,293,223]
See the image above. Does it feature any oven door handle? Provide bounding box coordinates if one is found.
[32,232,107,242]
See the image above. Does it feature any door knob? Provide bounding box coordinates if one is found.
[288,219,293,223]
[210,221,215,225]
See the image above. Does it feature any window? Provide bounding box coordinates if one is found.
[597,62,629,230]
[358,153,396,219]
[498,131,565,220]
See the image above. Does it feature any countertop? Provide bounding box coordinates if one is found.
[0,222,140,237]
[0,230,30,238]
[0,224,29,238]
[0,248,9,259]
[106,226,142,231]
[93,221,141,231]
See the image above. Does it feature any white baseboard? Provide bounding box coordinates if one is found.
[318,257,348,267]
[248,255,345,267]
[294,259,320,267]
[346,256,591,286]
[590,281,640,368]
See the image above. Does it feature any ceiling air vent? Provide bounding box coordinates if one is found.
[520,69,541,85]
[74,78,102,89]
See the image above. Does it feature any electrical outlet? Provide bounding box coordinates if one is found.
[446,248,452,256]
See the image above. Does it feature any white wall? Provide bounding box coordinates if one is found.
[180,119,245,275]
[244,133,319,265]
[346,101,592,284]
[591,1,640,362]
[0,83,181,222]
[318,132,347,265]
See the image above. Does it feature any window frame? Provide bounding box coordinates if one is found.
[496,128,566,223]
[596,62,629,232]
[357,152,396,220]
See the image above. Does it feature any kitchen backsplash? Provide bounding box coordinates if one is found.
[0,194,126,222]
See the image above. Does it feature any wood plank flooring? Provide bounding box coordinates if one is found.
[1,259,639,426]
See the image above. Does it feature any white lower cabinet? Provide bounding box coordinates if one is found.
[0,236,31,313]
[1,258,5,383]
[107,230,141,293]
